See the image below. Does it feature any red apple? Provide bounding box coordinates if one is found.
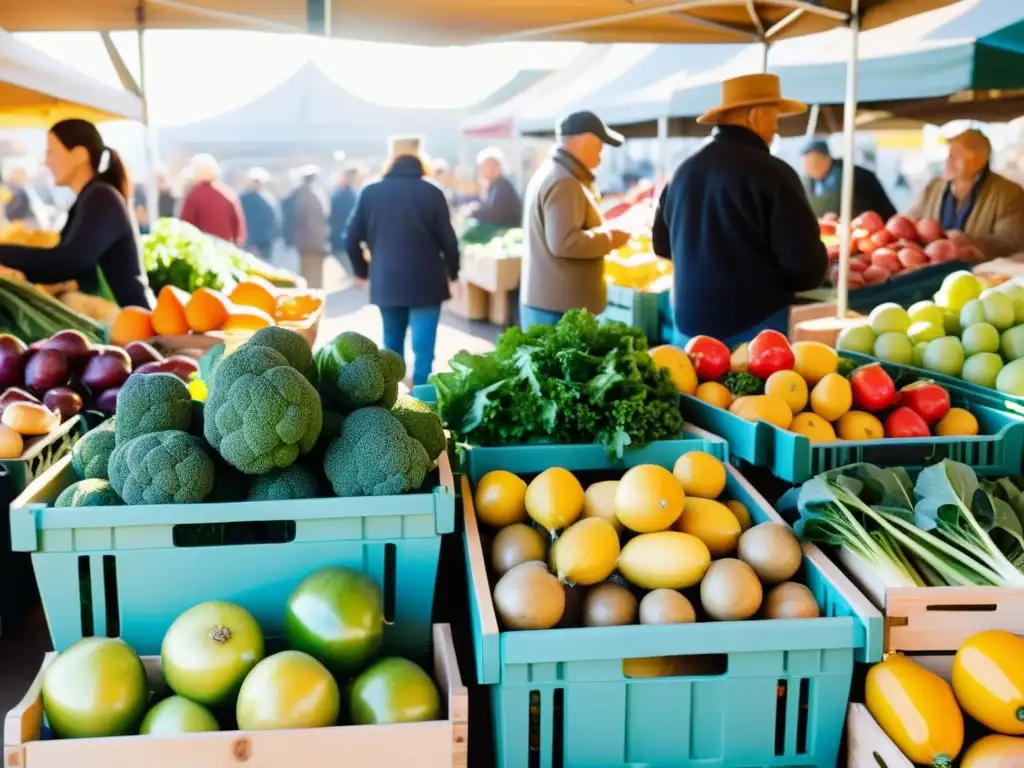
[857,237,879,255]
[852,211,885,234]
[898,248,929,269]
[870,228,896,247]
[871,248,902,273]
[863,265,890,285]
[925,239,958,263]
[849,257,870,273]
[886,215,919,241]
[916,219,945,244]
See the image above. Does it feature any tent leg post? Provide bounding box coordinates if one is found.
[656,115,669,182]
[836,6,860,320]
[136,5,159,230]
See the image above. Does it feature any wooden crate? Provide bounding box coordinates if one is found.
[461,255,520,294]
[839,549,1024,653]
[3,624,467,768]
[846,656,954,768]
[445,282,488,321]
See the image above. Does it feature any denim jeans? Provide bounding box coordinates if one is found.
[519,305,564,330]
[379,305,442,386]
[672,306,790,349]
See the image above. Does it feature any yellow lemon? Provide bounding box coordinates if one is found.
[525,468,584,533]
[672,451,727,499]
[792,341,839,386]
[474,470,528,528]
[835,411,885,441]
[809,373,853,422]
[936,407,980,437]
[728,394,794,430]
[695,381,732,409]
[788,412,837,442]
[649,345,698,396]
[674,497,742,557]
[765,370,809,414]
[615,464,685,533]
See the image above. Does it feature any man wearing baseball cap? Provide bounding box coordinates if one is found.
[520,111,631,329]
[652,73,828,347]
[906,128,1024,259]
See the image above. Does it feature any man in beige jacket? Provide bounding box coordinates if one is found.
[907,129,1024,260]
[520,111,631,329]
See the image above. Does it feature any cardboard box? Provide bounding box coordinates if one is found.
[446,281,489,321]
[462,255,521,294]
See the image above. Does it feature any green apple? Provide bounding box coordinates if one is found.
[912,341,929,368]
[869,303,911,335]
[943,310,962,336]
[961,322,1001,356]
[982,291,1016,330]
[962,353,1003,389]
[938,270,982,311]
[908,322,943,345]
[996,358,1024,397]
[959,299,987,329]
[836,324,876,355]
[873,332,914,366]
[1001,325,1024,361]
[923,336,965,377]
[908,301,946,329]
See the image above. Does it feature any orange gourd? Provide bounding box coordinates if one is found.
[960,734,1024,767]
[185,289,230,333]
[229,278,277,317]
[151,286,191,336]
[222,306,275,332]
[953,630,1024,736]
[109,306,155,347]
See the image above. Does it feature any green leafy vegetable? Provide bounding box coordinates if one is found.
[430,310,684,457]
[721,372,764,396]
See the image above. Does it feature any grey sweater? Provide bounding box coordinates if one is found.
[521,149,612,314]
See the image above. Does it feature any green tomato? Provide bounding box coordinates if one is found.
[140,695,219,735]
[236,651,339,730]
[161,601,265,707]
[42,637,149,739]
[284,567,384,675]
[350,657,441,726]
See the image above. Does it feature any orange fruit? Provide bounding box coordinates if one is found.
[276,294,323,322]
[614,464,685,533]
[222,306,275,332]
[525,468,585,533]
[792,341,839,387]
[728,394,793,430]
[109,306,154,347]
[230,278,277,317]
[695,381,732,409]
[935,408,979,437]
[185,289,231,333]
[151,285,191,336]
[672,451,726,499]
[835,411,884,441]
[809,373,853,422]
[474,470,528,528]
[649,345,698,395]
[789,412,837,442]
[765,370,809,414]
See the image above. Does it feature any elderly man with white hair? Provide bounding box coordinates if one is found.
[466,147,522,228]
[179,153,246,245]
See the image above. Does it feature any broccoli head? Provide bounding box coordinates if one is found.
[391,395,446,461]
[314,331,406,413]
[115,372,192,444]
[248,464,320,502]
[323,407,430,497]
[55,479,123,507]
[248,326,314,378]
[108,430,214,505]
[71,419,116,480]
[204,344,322,474]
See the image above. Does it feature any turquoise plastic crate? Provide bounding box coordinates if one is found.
[0,416,83,636]
[797,260,966,312]
[679,394,767,466]
[599,284,666,341]
[461,440,881,768]
[413,383,437,407]
[841,349,1024,417]
[9,452,456,655]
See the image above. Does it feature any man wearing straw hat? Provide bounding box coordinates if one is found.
[653,73,828,348]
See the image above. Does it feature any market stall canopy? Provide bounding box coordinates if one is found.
[0,0,959,44]
[160,61,465,160]
[0,27,144,126]
[595,0,1024,136]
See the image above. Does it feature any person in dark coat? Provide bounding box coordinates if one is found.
[329,167,361,270]
[653,74,828,347]
[801,140,896,220]
[467,148,522,227]
[346,138,461,387]
[239,168,281,261]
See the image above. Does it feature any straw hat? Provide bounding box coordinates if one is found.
[697,73,807,125]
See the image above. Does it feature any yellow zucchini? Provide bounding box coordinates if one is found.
[865,653,963,767]
[960,734,1024,767]
[953,630,1024,736]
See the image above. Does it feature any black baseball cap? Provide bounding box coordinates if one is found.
[557,111,624,147]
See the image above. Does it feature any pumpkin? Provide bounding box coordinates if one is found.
[865,653,963,767]
[953,630,1024,735]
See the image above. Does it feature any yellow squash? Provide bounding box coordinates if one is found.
[960,734,1024,767]
[865,654,963,767]
[953,630,1024,735]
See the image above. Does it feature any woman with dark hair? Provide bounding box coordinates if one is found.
[0,119,154,308]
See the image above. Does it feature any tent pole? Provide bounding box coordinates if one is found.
[762,42,770,73]
[836,4,860,320]
[657,115,669,181]
[135,2,159,230]
[805,104,820,138]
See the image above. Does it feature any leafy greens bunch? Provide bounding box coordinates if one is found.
[781,460,1024,588]
[143,218,242,294]
[430,310,684,457]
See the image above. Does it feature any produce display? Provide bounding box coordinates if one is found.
[657,330,980,441]
[820,210,984,290]
[476,450,820,636]
[605,234,672,293]
[461,228,523,261]
[0,276,104,345]
[430,310,684,457]
[0,220,58,248]
[107,278,323,348]
[863,631,1024,765]
[786,460,1024,588]
[38,565,442,740]
[143,217,301,294]
[52,327,444,507]
[837,272,1024,398]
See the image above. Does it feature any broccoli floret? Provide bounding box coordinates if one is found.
[108,430,214,505]
[314,331,406,413]
[204,344,322,475]
[323,407,429,497]
[71,419,116,480]
[391,395,446,461]
[248,326,314,377]
[55,479,123,507]
[248,464,320,502]
[115,373,192,444]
